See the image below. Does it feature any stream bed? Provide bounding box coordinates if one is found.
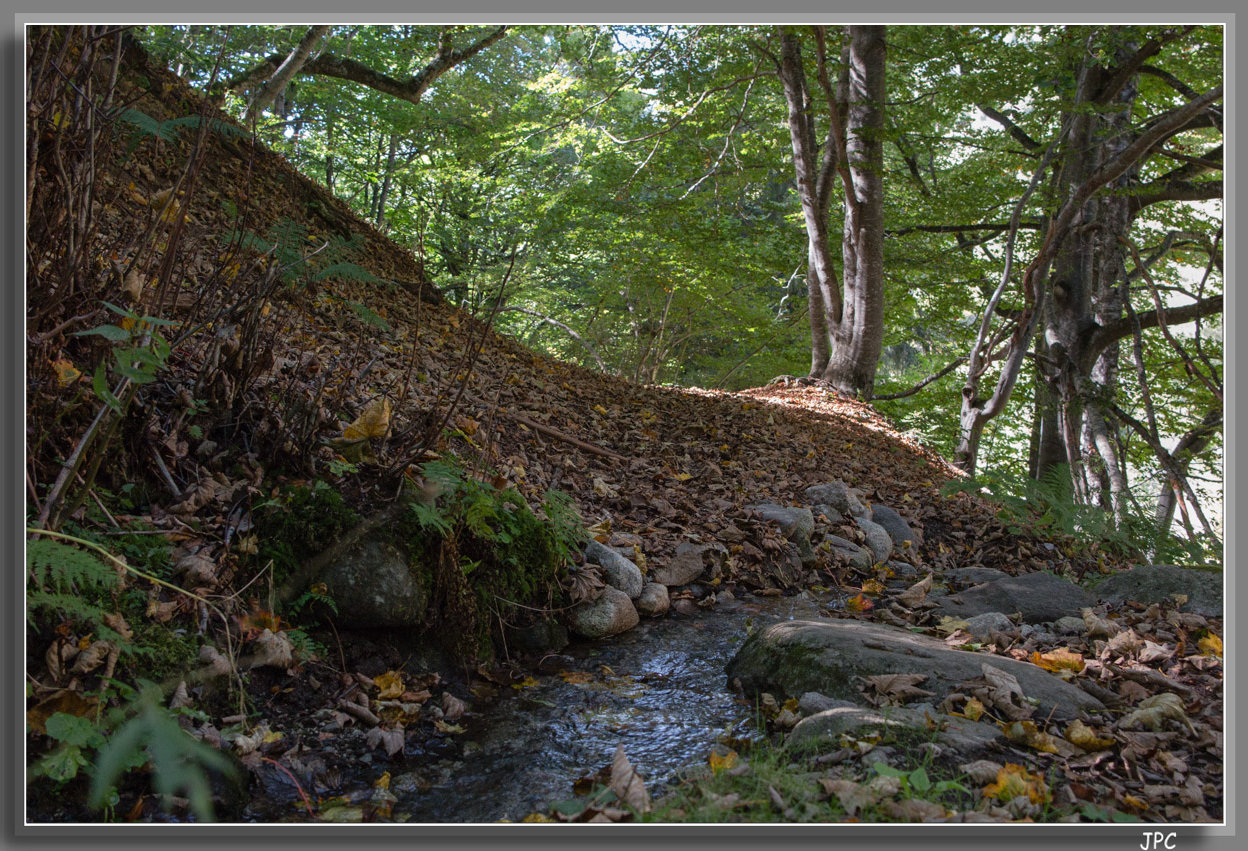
[378,592,827,823]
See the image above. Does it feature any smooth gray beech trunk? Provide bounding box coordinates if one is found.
[777,26,886,398]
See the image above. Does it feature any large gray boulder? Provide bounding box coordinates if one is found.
[824,535,874,570]
[788,703,1003,759]
[320,537,428,628]
[805,482,868,520]
[569,586,639,638]
[750,503,816,565]
[1091,564,1223,617]
[584,540,644,600]
[652,542,727,586]
[935,571,1096,624]
[854,516,895,564]
[727,619,1103,721]
[871,505,919,549]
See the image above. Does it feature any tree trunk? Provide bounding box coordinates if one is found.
[776,26,885,397]
[821,25,886,398]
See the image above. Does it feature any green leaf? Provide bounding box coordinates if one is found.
[45,713,106,749]
[76,324,131,342]
[908,766,931,793]
[37,744,90,783]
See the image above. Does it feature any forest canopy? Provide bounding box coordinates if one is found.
[135,23,1224,559]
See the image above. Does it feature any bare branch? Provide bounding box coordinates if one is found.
[870,355,967,401]
[245,25,333,121]
[976,103,1042,151]
[498,305,607,372]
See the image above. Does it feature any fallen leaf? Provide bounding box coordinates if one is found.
[374,670,405,700]
[982,763,1050,805]
[341,397,391,441]
[863,673,934,705]
[1118,693,1196,734]
[1064,719,1114,751]
[894,574,932,608]
[1197,633,1222,657]
[608,744,650,813]
[51,358,81,387]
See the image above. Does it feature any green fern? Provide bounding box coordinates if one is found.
[27,538,118,596]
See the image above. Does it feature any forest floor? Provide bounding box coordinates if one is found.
[24,36,1223,826]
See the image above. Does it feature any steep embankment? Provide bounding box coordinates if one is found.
[27,34,1112,621]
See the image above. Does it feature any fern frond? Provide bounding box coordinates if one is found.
[27,539,118,595]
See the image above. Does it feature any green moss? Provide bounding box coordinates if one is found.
[399,459,584,663]
[254,480,359,577]
[128,623,201,681]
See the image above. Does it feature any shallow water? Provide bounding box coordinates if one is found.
[390,591,829,823]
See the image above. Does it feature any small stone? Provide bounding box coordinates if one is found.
[963,612,1015,640]
[568,586,639,638]
[635,582,670,617]
[584,540,644,599]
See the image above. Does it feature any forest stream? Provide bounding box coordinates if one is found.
[243,593,830,823]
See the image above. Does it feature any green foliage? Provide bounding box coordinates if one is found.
[74,303,176,414]
[254,480,359,574]
[25,538,130,646]
[31,685,236,822]
[404,457,585,661]
[88,687,237,821]
[940,463,1218,565]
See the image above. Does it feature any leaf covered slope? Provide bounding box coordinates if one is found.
[30,35,1111,596]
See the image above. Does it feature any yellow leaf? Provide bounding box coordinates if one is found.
[342,397,391,441]
[511,676,540,689]
[1198,633,1222,657]
[1064,719,1114,751]
[261,729,285,744]
[373,772,391,790]
[708,749,738,775]
[592,404,608,415]
[433,719,465,734]
[522,813,555,823]
[51,358,81,387]
[982,763,1050,804]
[1122,794,1150,811]
[860,579,887,596]
[957,696,986,722]
[1029,647,1086,676]
[375,670,405,700]
[673,472,692,481]
[846,593,875,613]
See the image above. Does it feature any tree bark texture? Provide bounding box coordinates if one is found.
[777,26,886,398]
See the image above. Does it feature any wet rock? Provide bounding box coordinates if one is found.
[854,516,894,564]
[670,597,698,617]
[635,582,670,617]
[584,540,643,599]
[1091,564,1223,617]
[568,586,639,638]
[652,542,726,587]
[798,692,858,715]
[727,619,1103,721]
[320,537,428,628]
[936,571,1096,624]
[887,560,921,579]
[871,504,919,548]
[788,704,1003,760]
[963,612,1014,640]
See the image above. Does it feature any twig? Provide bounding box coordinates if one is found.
[260,756,315,817]
[493,409,628,462]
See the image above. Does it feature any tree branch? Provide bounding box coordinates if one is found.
[245,24,333,121]
[870,355,967,401]
[231,26,508,108]
[499,305,607,372]
[976,103,1042,151]
[1094,26,1194,104]
[1087,293,1222,364]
